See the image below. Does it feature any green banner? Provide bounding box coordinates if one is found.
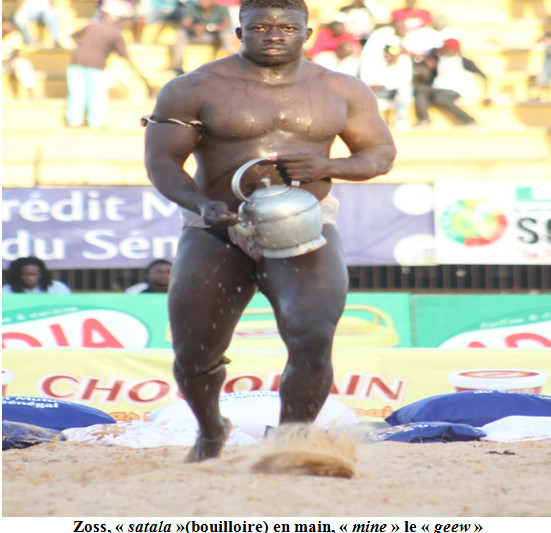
[2,292,413,349]
[412,294,551,349]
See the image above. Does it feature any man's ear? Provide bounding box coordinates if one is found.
[305,27,313,41]
[236,27,243,41]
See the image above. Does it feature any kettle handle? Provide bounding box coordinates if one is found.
[232,155,290,203]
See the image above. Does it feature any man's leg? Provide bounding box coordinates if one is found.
[413,83,432,123]
[13,9,36,44]
[42,8,60,45]
[169,228,257,460]
[257,225,349,424]
[432,88,476,124]
[86,67,108,129]
[65,65,87,127]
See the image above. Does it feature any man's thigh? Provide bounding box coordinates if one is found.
[256,224,349,332]
[168,227,257,347]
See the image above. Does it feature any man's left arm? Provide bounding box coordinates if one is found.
[462,57,492,104]
[278,78,396,182]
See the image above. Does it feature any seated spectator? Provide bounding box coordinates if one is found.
[335,0,390,47]
[172,0,233,75]
[413,38,491,127]
[13,0,62,48]
[65,1,152,128]
[134,0,187,45]
[361,44,413,129]
[2,19,39,99]
[214,0,241,32]
[307,21,360,70]
[124,259,172,293]
[2,256,71,294]
[391,0,433,34]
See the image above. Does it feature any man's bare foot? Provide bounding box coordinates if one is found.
[185,418,232,463]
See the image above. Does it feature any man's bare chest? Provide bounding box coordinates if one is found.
[199,81,349,142]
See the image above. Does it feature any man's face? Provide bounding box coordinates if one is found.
[197,0,214,9]
[237,8,312,66]
[20,265,41,289]
[147,264,171,289]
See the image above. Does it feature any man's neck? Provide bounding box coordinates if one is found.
[237,54,305,84]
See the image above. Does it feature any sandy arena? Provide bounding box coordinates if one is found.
[3,426,551,517]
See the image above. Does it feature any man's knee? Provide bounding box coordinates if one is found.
[284,326,335,364]
[173,355,230,380]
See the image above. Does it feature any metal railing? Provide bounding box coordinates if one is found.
[21,264,548,293]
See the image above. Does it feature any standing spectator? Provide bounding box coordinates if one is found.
[413,38,491,127]
[2,257,71,294]
[173,0,233,75]
[65,1,152,128]
[335,0,390,47]
[124,259,172,293]
[391,0,432,34]
[13,0,62,47]
[307,21,360,69]
[359,18,407,85]
[93,0,142,43]
[2,19,39,99]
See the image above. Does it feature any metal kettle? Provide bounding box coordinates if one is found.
[231,156,327,258]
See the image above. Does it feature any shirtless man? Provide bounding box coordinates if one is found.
[144,0,396,462]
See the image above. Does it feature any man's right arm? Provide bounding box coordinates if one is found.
[144,79,237,227]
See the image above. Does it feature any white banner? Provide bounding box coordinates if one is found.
[434,182,551,264]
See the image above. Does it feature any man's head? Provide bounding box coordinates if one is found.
[328,21,347,38]
[145,259,172,292]
[390,19,407,38]
[239,0,309,22]
[442,38,461,55]
[197,0,215,10]
[237,0,312,67]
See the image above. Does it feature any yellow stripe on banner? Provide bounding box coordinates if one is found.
[2,347,550,422]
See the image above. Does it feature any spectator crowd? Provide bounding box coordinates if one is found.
[3,0,550,129]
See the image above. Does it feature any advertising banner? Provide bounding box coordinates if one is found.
[434,181,551,264]
[2,184,435,268]
[2,187,181,269]
[3,347,550,422]
[332,183,435,265]
[413,294,551,349]
[1,292,413,350]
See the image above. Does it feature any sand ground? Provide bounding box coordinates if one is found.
[3,426,551,518]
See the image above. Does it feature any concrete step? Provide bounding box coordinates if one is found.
[4,119,549,162]
[392,128,550,160]
[4,98,551,133]
[381,158,551,183]
[3,126,549,187]
[4,151,549,188]
[1,99,153,131]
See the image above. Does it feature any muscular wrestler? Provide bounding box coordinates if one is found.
[144,0,396,462]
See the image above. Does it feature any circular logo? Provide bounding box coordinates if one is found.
[440,198,507,245]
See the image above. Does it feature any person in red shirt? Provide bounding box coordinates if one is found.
[307,20,360,66]
[391,0,432,33]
